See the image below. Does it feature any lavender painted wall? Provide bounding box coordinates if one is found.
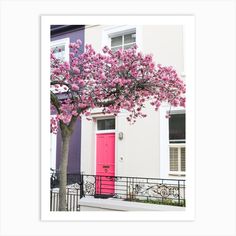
[51,25,84,174]
[51,25,85,49]
[55,120,82,173]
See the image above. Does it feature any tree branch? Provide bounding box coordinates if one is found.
[50,91,60,114]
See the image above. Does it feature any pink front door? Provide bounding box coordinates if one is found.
[96,133,115,195]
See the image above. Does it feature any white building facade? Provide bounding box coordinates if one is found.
[81,25,186,180]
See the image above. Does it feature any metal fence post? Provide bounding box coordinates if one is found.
[79,173,84,198]
[183,180,186,206]
[178,180,180,206]
[50,189,52,211]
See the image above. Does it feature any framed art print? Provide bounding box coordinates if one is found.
[41,15,195,221]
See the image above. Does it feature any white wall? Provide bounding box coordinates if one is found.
[50,131,57,170]
[84,25,184,75]
[81,107,161,178]
[80,116,96,175]
[142,25,184,76]
[115,106,160,178]
[84,25,104,52]
[82,25,184,178]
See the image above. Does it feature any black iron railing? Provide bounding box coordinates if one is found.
[82,174,185,206]
[50,172,186,210]
[50,170,82,211]
[50,169,82,189]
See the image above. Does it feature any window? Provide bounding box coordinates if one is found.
[169,112,186,175]
[51,44,66,60]
[169,146,185,172]
[50,38,70,93]
[169,113,185,143]
[50,38,69,62]
[97,118,115,131]
[110,32,136,51]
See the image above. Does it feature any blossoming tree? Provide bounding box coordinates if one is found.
[50,40,186,211]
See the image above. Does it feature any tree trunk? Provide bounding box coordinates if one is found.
[58,130,71,211]
[58,117,77,211]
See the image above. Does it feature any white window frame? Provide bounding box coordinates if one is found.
[102,25,143,51]
[95,117,116,134]
[50,37,70,62]
[168,110,186,176]
[159,105,186,178]
[110,32,136,51]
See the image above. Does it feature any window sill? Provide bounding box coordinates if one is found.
[169,173,186,177]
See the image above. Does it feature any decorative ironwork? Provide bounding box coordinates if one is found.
[50,169,82,188]
[83,175,96,195]
[50,168,59,189]
[81,174,185,206]
[50,171,186,210]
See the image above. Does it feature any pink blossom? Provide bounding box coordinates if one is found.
[76,39,82,45]
[72,67,80,74]
[78,103,87,109]
[78,80,85,87]
[71,84,79,90]
[50,40,185,131]
[102,46,109,53]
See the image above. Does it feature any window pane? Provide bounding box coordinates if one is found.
[52,45,65,53]
[111,36,122,47]
[124,33,136,44]
[111,46,122,52]
[51,45,66,60]
[124,44,135,50]
[169,147,178,171]
[169,113,185,141]
[97,119,115,130]
[181,147,186,171]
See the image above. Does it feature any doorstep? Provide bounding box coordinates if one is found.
[79,197,185,211]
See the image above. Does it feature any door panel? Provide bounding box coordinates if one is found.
[96,133,115,196]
